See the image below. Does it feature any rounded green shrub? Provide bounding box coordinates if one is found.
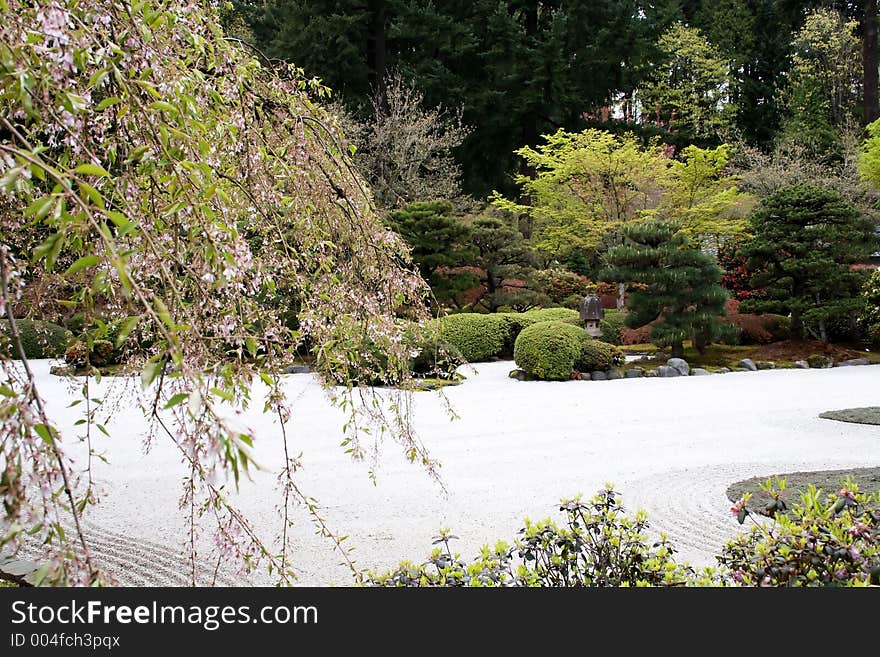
[513,320,587,380]
[561,293,583,310]
[0,319,71,359]
[599,311,626,345]
[576,338,625,371]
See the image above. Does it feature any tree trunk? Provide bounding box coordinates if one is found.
[516,2,539,226]
[790,310,803,341]
[617,282,625,311]
[671,342,684,359]
[818,318,828,343]
[485,269,498,312]
[865,0,879,124]
[367,0,387,104]
[693,330,708,355]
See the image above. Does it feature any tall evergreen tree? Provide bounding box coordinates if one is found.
[238,1,679,196]
[739,184,878,340]
[600,221,729,357]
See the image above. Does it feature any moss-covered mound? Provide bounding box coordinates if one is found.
[819,407,880,426]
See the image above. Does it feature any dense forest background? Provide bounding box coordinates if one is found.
[226,1,880,196]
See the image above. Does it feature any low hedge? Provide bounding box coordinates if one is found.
[431,314,511,362]
[522,308,581,324]
[434,308,586,364]
[514,321,586,380]
[0,319,71,358]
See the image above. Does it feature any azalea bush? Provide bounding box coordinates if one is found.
[366,486,691,587]
[718,238,763,302]
[720,479,880,586]
[367,480,880,588]
[0,0,434,585]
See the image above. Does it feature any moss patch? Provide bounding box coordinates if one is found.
[727,468,880,518]
[819,407,880,426]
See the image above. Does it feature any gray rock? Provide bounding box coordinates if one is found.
[837,358,870,367]
[591,371,607,381]
[717,367,731,374]
[283,365,311,374]
[643,369,659,378]
[690,368,711,376]
[794,360,809,369]
[755,361,776,370]
[0,559,39,578]
[738,358,757,371]
[509,369,526,380]
[667,357,690,376]
[657,365,680,378]
[606,369,623,380]
[625,368,643,378]
[49,364,75,377]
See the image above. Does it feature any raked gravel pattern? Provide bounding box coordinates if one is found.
[8,359,880,585]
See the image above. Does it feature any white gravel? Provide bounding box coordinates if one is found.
[19,359,880,585]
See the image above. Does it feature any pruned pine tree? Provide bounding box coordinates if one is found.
[600,221,729,357]
[739,184,877,341]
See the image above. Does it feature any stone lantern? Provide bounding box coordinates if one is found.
[579,289,604,338]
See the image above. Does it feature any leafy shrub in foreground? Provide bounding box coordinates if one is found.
[365,486,690,587]
[720,478,880,586]
[0,319,70,359]
[576,339,625,371]
[513,321,586,380]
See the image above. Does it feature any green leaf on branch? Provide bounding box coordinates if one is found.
[164,393,188,409]
[65,255,99,276]
[73,163,111,178]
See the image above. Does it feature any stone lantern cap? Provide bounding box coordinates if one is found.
[579,294,604,321]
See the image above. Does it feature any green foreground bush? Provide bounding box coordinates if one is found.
[366,480,880,587]
[0,319,70,358]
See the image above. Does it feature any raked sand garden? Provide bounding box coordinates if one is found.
[18,358,880,586]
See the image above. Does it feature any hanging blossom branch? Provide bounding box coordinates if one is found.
[0,0,439,585]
